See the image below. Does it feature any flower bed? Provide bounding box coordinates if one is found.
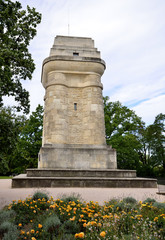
[0,192,165,239]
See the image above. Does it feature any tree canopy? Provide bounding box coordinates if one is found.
[104,97,165,177]
[0,105,43,175]
[0,0,41,113]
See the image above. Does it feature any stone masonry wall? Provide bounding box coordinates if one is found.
[42,72,106,145]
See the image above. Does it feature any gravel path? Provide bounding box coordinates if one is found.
[0,179,165,209]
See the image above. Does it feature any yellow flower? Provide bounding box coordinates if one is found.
[75,233,79,238]
[154,217,158,222]
[97,223,102,227]
[79,232,85,238]
[100,231,106,237]
[70,216,76,221]
[91,221,97,226]
[75,232,85,238]
[31,229,35,234]
[83,223,87,227]
[31,237,36,240]
[38,224,42,228]
[20,230,25,235]
[18,223,22,227]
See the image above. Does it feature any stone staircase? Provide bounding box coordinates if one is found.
[12,169,157,188]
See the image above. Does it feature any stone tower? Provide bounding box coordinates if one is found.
[12,36,157,188]
[38,36,117,169]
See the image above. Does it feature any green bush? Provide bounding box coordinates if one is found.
[0,210,16,224]
[153,202,165,210]
[61,220,80,235]
[143,198,157,204]
[0,221,18,240]
[60,193,82,203]
[122,197,137,204]
[32,191,49,201]
[44,214,61,236]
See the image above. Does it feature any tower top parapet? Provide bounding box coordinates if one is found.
[50,35,101,58]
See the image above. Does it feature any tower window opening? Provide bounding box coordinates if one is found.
[73,52,79,56]
[74,103,77,110]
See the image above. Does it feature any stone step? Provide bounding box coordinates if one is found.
[26,169,137,178]
[12,174,157,188]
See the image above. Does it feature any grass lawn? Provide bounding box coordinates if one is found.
[0,176,12,179]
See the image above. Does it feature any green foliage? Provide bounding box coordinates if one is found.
[44,215,61,236]
[60,193,83,204]
[61,220,80,235]
[104,96,165,177]
[153,202,165,211]
[104,96,144,171]
[142,198,157,204]
[0,105,43,175]
[0,221,17,234]
[0,210,16,224]
[32,191,49,201]
[0,0,41,114]
[12,104,43,173]
[2,195,165,240]
[2,230,19,240]
[122,197,137,204]
[104,96,143,141]
[0,106,26,175]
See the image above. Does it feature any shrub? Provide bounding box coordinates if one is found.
[153,202,165,210]
[0,221,18,240]
[61,220,80,234]
[32,191,49,201]
[105,198,119,206]
[44,214,61,236]
[143,198,157,204]
[122,197,137,204]
[3,230,19,240]
[60,193,82,203]
[0,210,16,224]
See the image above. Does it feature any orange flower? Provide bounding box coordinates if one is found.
[18,223,22,227]
[38,224,42,228]
[100,231,106,238]
[75,232,85,238]
[31,229,35,234]
[70,216,76,221]
[79,232,85,238]
[83,223,87,227]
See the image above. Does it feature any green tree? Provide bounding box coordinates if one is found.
[138,113,165,176]
[0,0,41,113]
[104,96,144,171]
[104,96,165,177]
[0,106,26,175]
[12,104,43,173]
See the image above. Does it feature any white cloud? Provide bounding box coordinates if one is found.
[132,94,165,124]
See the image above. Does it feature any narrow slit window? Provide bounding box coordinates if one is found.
[73,52,79,56]
[74,103,77,110]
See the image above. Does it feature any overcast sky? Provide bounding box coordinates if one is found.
[6,0,165,125]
